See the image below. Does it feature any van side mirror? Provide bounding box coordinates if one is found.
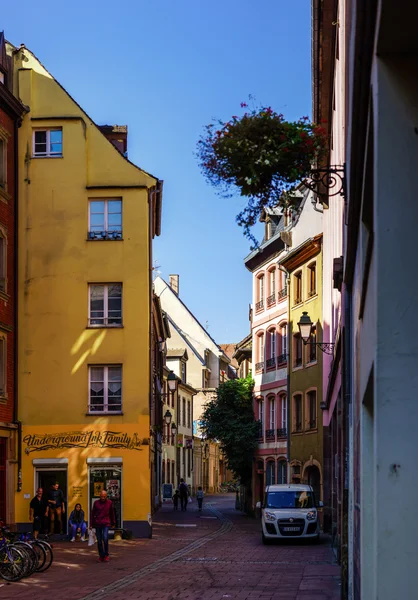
[318,500,324,508]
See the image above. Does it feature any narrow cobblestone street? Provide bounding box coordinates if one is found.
[1,495,340,600]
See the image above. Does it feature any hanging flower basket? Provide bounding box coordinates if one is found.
[197,104,327,245]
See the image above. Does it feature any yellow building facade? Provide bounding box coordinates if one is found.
[11,44,162,536]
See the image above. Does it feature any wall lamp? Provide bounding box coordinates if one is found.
[159,371,179,400]
[297,311,335,355]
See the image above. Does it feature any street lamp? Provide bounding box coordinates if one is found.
[297,311,335,355]
[171,422,177,435]
[164,410,172,425]
[167,370,179,393]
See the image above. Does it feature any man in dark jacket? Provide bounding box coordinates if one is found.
[179,478,189,512]
[48,482,65,534]
[29,488,49,539]
[91,490,115,562]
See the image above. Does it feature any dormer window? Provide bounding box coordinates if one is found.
[181,361,186,383]
[266,220,272,240]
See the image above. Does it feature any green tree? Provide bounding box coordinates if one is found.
[200,376,258,485]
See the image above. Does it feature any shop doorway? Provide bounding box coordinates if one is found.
[89,465,122,529]
[36,468,68,534]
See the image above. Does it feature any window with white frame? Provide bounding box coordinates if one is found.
[269,396,275,429]
[259,333,265,362]
[88,199,122,240]
[269,328,276,359]
[33,129,62,157]
[258,400,264,430]
[89,365,122,413]
[89,284,122,326]
[281,395,287,430]
[0,336,6,396]
[269,268,276,296]
[280,323,287,360]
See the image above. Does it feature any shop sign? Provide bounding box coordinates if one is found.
[23,430,146,454]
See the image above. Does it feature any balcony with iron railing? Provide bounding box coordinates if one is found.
[277,353,288,366]
[278,286,288,300]
[266,357,276,370]
[88,230,123,241]
[294,422,302,433]
[308,419,317,430]
[277,428,287,438]
[266,429,275,441]
[255,299,264,312]
[266,293,276,307]
[294,357,302,368]
[256,421,264,440]
[255,361,264,373]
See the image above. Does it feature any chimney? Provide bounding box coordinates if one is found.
[169,274,179,295]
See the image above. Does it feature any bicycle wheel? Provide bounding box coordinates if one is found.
[34,540,53,572]
[0,545,26,582]
[31,541,47,572]
[12,541,38,576]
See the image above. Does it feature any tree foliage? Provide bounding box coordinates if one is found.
[197,103,327,247]
[200,376,258,485]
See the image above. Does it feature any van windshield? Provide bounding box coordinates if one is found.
[265,491,315,509]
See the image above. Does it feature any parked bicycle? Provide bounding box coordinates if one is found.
[0,523,54,581]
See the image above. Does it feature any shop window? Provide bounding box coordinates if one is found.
[89,365,122,413]
[89,283,122,327]
[33,128,62,157]
[89,464,122,528]
[88,199,122,240]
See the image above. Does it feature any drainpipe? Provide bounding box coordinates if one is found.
[12,117,22,493]
[277,264,291,480]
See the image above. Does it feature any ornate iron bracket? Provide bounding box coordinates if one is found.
[303,165,346,199]
[303,341,335,355]
[315,342,335,355]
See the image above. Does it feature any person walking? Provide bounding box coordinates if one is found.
[48,482,65,534]
[29,488,49,539]
[179,478,189,512]
[196,486,204,512]
[69,503,87,542]
[91,490,115,562]
[172,489,180,511]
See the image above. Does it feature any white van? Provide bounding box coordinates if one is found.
[259,484,322,544]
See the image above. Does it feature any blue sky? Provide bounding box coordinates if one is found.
[3,0,312,344]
